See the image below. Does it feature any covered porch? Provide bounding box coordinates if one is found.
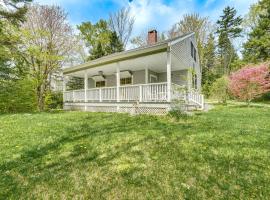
[63,41,204,114]
[64,46,189,101]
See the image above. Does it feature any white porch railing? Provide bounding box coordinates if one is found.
[63,82,204,109]
[188,89,204,110]
[64,82,168,103]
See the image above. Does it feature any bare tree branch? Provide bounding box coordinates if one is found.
[109,6,135,48]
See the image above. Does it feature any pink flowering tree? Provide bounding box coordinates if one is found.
[229,63,270,103]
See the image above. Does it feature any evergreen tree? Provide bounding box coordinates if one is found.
[216,6,242,75]
[106,31,124,54]
[243,0,270,63]
[203,33,215,70]
[89,42,105,60]
[0,0,32,24]
[201,33,218,97]
[0,0,32,81]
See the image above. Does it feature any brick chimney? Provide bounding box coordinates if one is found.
[147,30,157,45]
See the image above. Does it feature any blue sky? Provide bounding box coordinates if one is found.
[37,0,258,36]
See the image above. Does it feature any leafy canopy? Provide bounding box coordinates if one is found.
[243,0,270,63]
[77,20,123,61]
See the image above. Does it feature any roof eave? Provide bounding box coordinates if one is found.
[64,43,168,75]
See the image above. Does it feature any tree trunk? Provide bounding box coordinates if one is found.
[36,84,45,111]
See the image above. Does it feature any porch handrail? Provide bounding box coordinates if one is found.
[187,89,204,110]
[64,82,169,103]
[63,82,204,110]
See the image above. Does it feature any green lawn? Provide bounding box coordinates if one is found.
[0,105,270,199]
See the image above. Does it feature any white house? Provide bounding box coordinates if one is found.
[63,30,204,115]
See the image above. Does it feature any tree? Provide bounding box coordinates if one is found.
[229,63,270,103]
[201,33,218,96]
[202,33,215,70]
[210,76,230,104]
[0,0,32,81]
[78,20,124,60]
[216,6,242,75]
[105,31,124,54]
[0,0,31,24]
[109,6,135,48]
[90,42,105,60]
[242,3,263,33]
[22,4,76,111]
[243,0,270,63]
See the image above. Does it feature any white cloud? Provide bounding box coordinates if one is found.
[128,0,191,36]
[36,0,257,39]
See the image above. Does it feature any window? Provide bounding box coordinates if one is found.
[191,41,197,62]
[191,42,194,58]
[120,77,132,85]
[96,81,105,87]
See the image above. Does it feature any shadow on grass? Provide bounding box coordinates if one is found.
[0,113,196,199]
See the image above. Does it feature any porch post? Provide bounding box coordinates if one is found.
[145,67,148,84]
[167,47,171,102]
[84,72,88,111]
[116,63,120,103]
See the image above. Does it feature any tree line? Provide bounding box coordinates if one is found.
[0,0,269,113]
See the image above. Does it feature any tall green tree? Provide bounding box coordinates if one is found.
[78,20,124,60]
[0,0,32,81]
[106,31,124,54]
[243,0,270,63]
[90,42,106,60]
[201,33,218,97]
[216,6,242,75]
[202,33,216,70]
[22,5,76,111]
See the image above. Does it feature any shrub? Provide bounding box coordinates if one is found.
[0,79,37,113]
[45,91,63,110]
[210,76,230,104]
[168,109,189,120]
[229,63,270,103]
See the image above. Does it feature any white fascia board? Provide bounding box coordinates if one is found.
[168,32,195,46]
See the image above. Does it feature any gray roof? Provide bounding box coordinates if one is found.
[64,32,194,74]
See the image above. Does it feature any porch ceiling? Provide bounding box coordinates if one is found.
[68,51,185,78]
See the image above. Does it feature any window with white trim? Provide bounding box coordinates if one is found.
[120,77,132,85]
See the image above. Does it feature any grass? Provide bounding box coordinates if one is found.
[0,105,270,199]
